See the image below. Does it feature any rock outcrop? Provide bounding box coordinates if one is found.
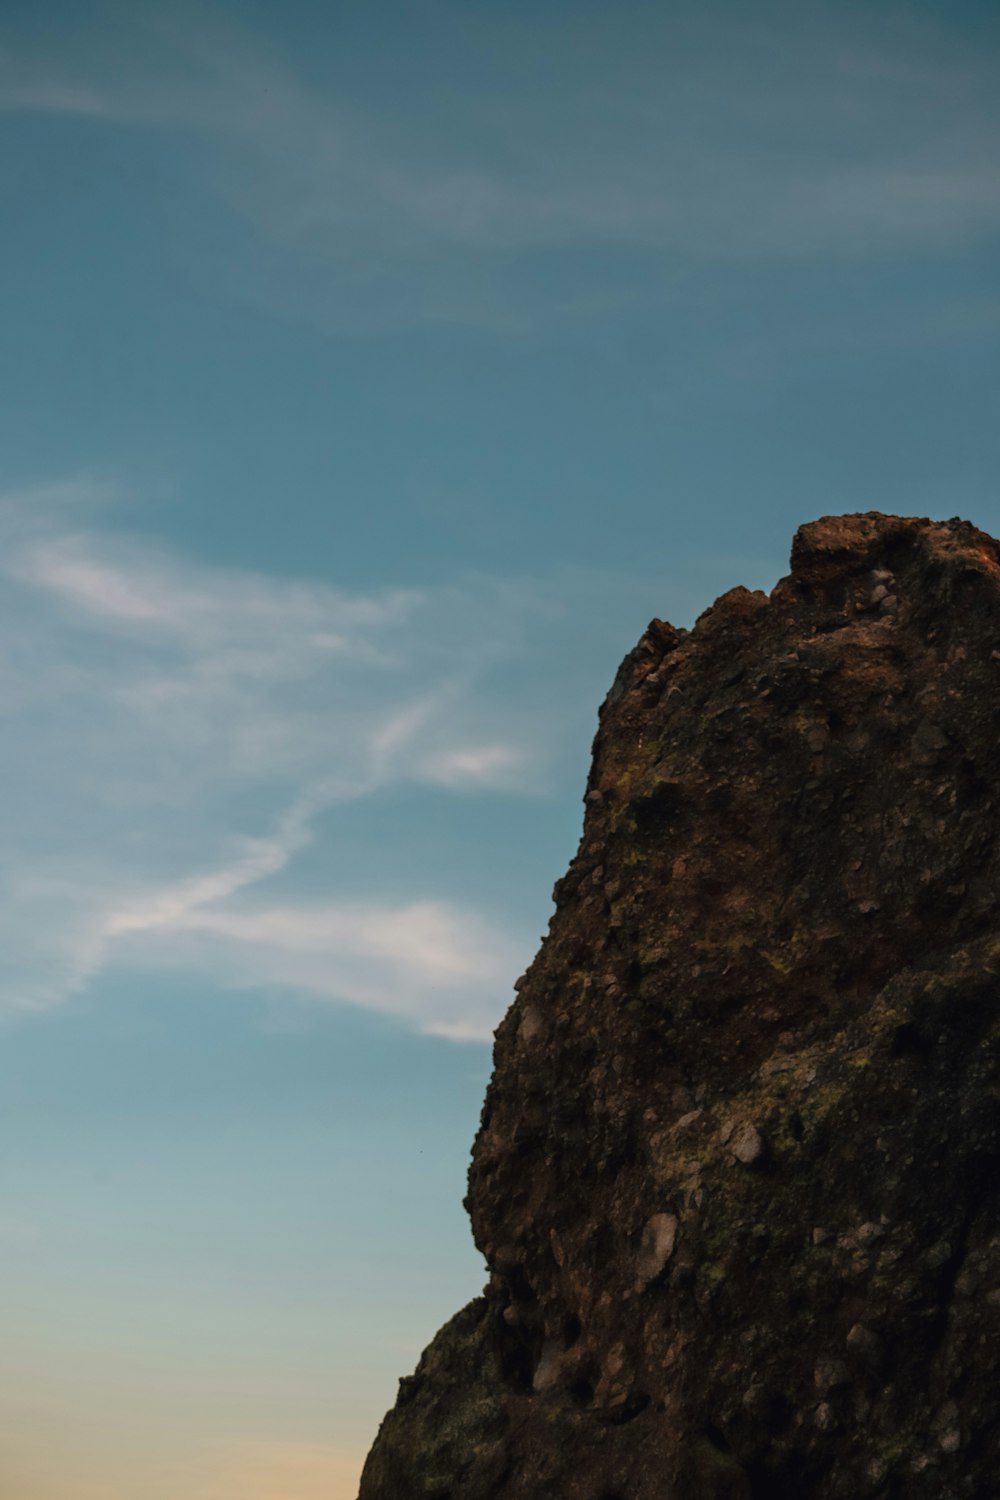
[359,513,1000,1499]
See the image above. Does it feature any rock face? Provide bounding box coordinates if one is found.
[358,514,1000,1500]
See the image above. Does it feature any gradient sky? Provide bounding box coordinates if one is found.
[1,2,999,1496]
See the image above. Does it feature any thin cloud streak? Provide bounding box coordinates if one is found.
[104,797,318,938]
[0,482,738,1035]
[124,895,522,1041]
[420,743,527,788]
[1,6,998,295]
[0,484,632,1036]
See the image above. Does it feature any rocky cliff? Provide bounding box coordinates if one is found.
[358,513,1000,1500]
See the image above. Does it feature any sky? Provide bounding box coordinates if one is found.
[1,1,999,1495]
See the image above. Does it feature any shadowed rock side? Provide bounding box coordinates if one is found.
[359,513,1000,1500]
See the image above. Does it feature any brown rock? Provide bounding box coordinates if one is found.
[635,1212,679,1286]
[359,513,1000,1500]
[730,1123,766,1167]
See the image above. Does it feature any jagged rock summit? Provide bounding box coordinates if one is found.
[359,513,1000,1500]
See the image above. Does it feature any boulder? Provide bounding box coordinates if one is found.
[359,513,1000,1499]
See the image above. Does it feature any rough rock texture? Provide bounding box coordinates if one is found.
[359,513,1000,1500]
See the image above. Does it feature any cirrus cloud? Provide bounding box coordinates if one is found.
[0,486,549,1035]
[2,4,999,338]
[0,481,696,1038]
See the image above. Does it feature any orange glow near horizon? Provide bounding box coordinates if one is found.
[0,1430,364,1500]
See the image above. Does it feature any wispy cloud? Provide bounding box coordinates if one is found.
[419,742,526,789]
[118,896,522,1042]
[0,483,691,1036]
[0,488,549,1033]
[2,5,998,331]
[0,49,110,118]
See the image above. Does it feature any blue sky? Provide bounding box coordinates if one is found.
[1,2,999,1495]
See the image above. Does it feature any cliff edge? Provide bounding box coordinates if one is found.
[359,513,1000,1499]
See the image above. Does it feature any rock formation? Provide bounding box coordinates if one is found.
[359,513,1000,1499]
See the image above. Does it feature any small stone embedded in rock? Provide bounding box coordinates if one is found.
[675,1108,702,1130]
[814,1358,850,1394]
[635,1212,679,1285]
[814,1402,837,1432]
[911,719,949,759]
[731,1123,765,1166]
[846,1324,883,1369]
[532,1338,565,1393]
[594,1344,633,1411]
[933,1400,959,1431]
[517,1006,543,1044]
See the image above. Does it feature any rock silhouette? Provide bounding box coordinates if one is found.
[359,513,1000,1499]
